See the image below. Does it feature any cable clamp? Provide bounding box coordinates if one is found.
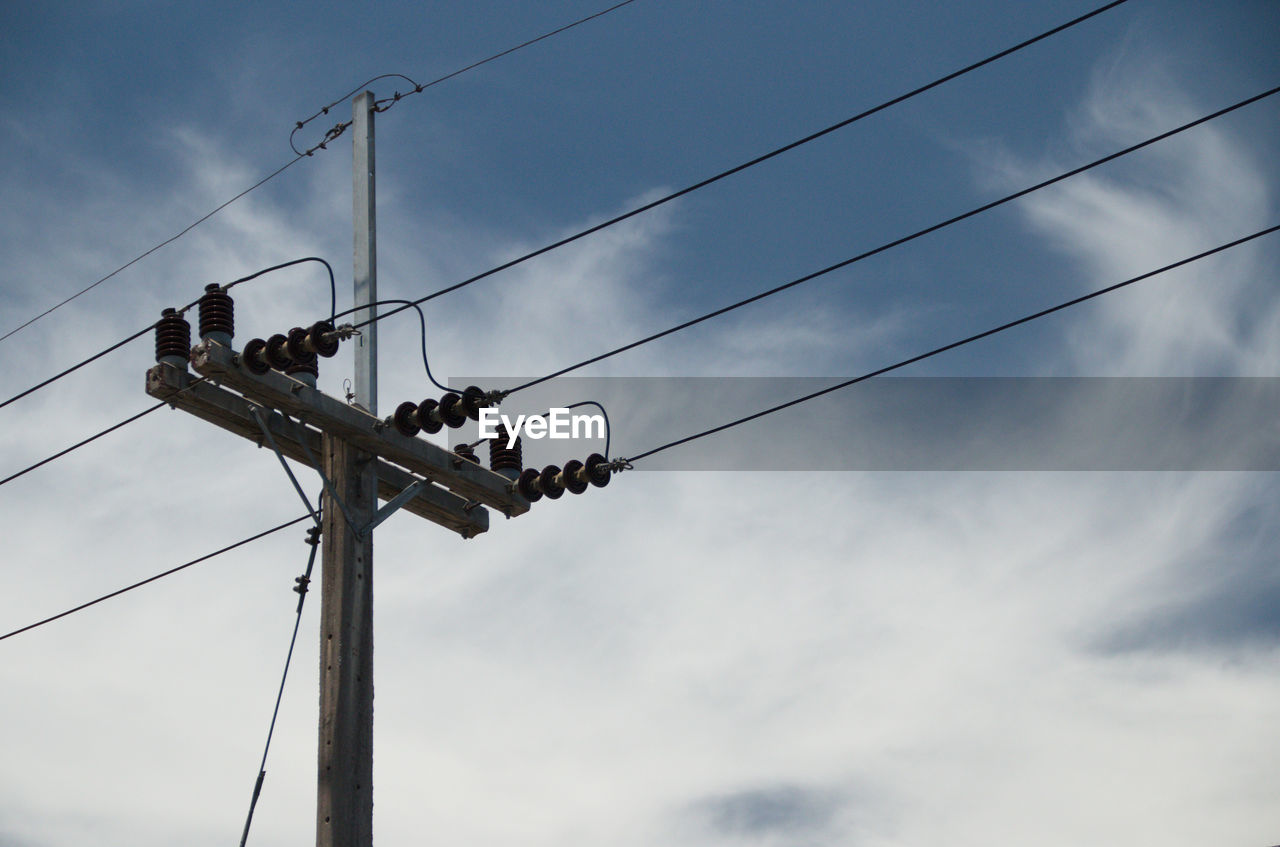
[333,323,362,340]
[293,575,311,597]
[305,525,321,547]
[606,458,634,474]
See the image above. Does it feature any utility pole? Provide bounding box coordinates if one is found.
[145,83,604,847]
[316,90,378,847]
[145,88,526,847]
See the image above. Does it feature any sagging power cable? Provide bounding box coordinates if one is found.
[497,84,1280,397]
[0,0,642,347]
[0,259,337,415]
[352,0,1137,333]
[0,514,312,643]
[620,223,1280,465]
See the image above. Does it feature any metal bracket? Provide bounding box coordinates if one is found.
[283,412,363,536]
[360,479,431,537]
[249,405,320,524]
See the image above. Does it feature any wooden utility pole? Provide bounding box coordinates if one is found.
[316,431,374,847]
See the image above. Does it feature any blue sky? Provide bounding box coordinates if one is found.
[2,2,1280,846]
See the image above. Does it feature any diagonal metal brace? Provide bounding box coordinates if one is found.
[249,404,321,525]
[361,478,431,537]
[279,411,363,536]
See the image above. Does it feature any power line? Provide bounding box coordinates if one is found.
[0,323,157,413]
[354,0,1137,332]
[289,73,421,156]
[0,401,167,490]
[624,222,1280,464]
[223,256,338,324]
[0,514,312,642]
[0,375,211,490]
[0,0,643,348]
[289,0,642,155]
[0,259,337,416]
[0,157,307,346]
[330,298,451,393]
[499,84,1280,396]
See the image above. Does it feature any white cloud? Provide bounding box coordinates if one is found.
[1001,58,1274,376]
[3,34,1280,847]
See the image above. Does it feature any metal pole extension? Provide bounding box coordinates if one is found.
[316,90,378,847]
[353,91,377,415]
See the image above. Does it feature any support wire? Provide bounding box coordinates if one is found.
[238,514,322,847]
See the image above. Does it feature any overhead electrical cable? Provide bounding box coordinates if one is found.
[330,298,451,393]
[0,259,337,416]
[498,84,1280,396]
[289,0,642,155]
[0,514,312,643]
[623,223,1280,464]
[0,400,168,489]
[0,0,642,347]
[0,374,213,489]
[0,159,308,347]
[224,257,338,324]
[354,0,1137,332]
[0,324,157,413]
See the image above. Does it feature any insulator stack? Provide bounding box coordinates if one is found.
[154,308,191,368]
[240,322,341,379]
[453,443,480,464]
[488,424,522,480]
[391,399,438,437]
[389,386,491,437]
[516,453,610,504]
[287,322,339,359]
[198,284,234,345]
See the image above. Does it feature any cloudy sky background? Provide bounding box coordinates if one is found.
[2,1,1279,845]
